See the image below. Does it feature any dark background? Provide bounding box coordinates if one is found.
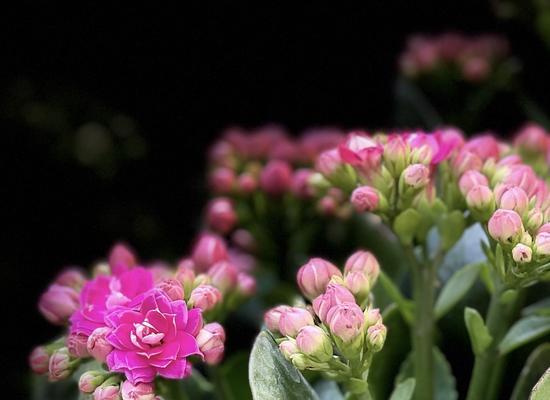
[3,2,550,397]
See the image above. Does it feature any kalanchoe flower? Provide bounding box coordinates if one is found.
[297,258,342,300]
[48,347,78,381]
[344,250,380,284]
[67,332,90,358]
[237,272,257,296]
[514,123,549,154]
[295,325,333,362]
[512,243,533,264]
[264,305,292,333]
[401,163,430,189]
[188,284,222,312]
[206,197,238,234]
[209,167,236,194]
[105,289,202,383]
[108,243,137,276]
[191,233,228,272]
[259,160,292,196]
[364,307,382,328]
[93,377,122,400]
[87,327,114,363]
[488,209,524,244]
[278,307,314,337]
[237,172,258,194]
[326,302,365,343]
[55,268,87,290]
[29,346,50,374]
[535,232,550,257]
[497,186,529,215]
[39,284,80,325]
[291,168,315,199]
[366,323,387,352]
[351,186,380,212]
[316,148,344,177]
[208,260,239,293]
[338,132,383,172]
[175,259,196,297]
[120,380,155,400]
[279,339,300,360]
[344,271,371,303]
[459,170,489,196]
[313,283,356,323]
[196,322,226,365]
[156,279,185,301]
[79,370,109,394]
[466,185,495,219]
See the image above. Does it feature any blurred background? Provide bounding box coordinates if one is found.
[4,1,550,396]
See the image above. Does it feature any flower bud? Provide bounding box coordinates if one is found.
[279,307,314,337]
[206,197,238,234]
[237,273,256,296]
[315,148,343,177]
[514,123,549,154]
[466,185,495,220]
[295,326,333,362]
[401,163,430,189]
[94,384,121,400]
[279,339,299,360]
[67,333,90,358]
[344,272,370,302]
[237,172,258,194]
[55,268,86,290]
[364,307,382,328]
[108,243,137,275]
[209,167,236,194]
[366,323,387,352]
[197,322,226,365]
[87,327,113,363]
[149,263,172,284]
[488,209,524,244]
[318,196,338,216]
[351,186,379,212]
[208,260,239,293]
[191,233,228,272]
[326,302,365,359]
[459,170,489,196]
[527,209,544,232]
[29,346,50,374]
[344,250,380,283]
[297,258,342,300]
[452,150,483,175]
[498,186,529,215]
[512,243,532,264]
[39,284,80,325]
[189,284,222,312]
[264,305,292,333]
[291,169,315,199]
[79,371,108,394]
[384,135,408,176]
[175,260,196,298]
[121,381,155,400]
[535,232,550,257]
[313,283,356,323]
[260,160,292,196]
[156,279,184,301]
[48,347,74,381]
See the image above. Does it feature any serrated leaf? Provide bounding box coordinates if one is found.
[434,262,483,320]
[393,209,422,245]
[530,368,550,400]
[464,307,493,356]
[389,378,416,400]
[379,271,414,324]
[511,343,550,400]
[499,316,550,355]
[249,331,319,400]
[522,298,550,317]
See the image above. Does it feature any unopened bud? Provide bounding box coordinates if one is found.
[79,370,108,394]
[313,283,355,323]
[175,259,196,298]
[236,273,256,296]
[351,186,380,212]
[156,279,184,301]
[498,186,529,215]
[188,285,222,312]
[48,347,75,382]
[260,160,292,196]
[206,197,238,234]
[197,323,226,365]
[87,327,113,363]
[121,380,155,400]
[326,302,365,343]
[67,333,90,358]
[209,167,236,194]
[364,307,382,328]
[401,163,430,189]
[55,268,86,290]
[279,307,314,337]
[39,284,80,325]
[527,209,544,232]
[208,261,239,293]
[535,232,550,257]
[264,305,292,333]
[344,272,370,303]
[459,170,489,196]
[366,323,387,352]
[191,233,228,272]
[108,243,137,276]
[344,250,380,284]
[488,209,524,245]
[295,326,333,362]
[297,258,342,300]
[279,339,299,360]
[512,244,532,264]
[29,346,50,374]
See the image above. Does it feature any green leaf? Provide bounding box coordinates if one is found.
[31,375,79,400]
[396,347,458,400]
[389,378,416,400]
[434,262,483,320]
[393,208,422,245]
[522,298,550,317]
[511,343,550,400]
[379,271,414,324]
[479,262,495,294]
[531,368,550,400]
[499,316,550,355]
[495,244,506,279]
[437,210,466,251]
[249,331,319,400]
[218,352,253,400]
[464,307,493,356]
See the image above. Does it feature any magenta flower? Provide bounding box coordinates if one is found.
[105,289,203,384]
[338,132,383,172]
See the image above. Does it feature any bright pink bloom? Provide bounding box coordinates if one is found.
[196,322,226,365]
[191,233,228,272]
[338,132,383,171]
[188,285,222,312]
[29,346,50,374]
[278,307,314,337]
[297,258,342,300]
[39,284,80,325]
[259,160,292,196]
[312,283,355,323]
[120,380,155,400]
[351,186,379,212]
[264,305,292,333]
[105,289,202,384]
[488,209,524,243]
[109,244,137,276]
[67,333,90,358]
[326,302,365,343]
[87,327,114,363]
[206,197,237,234]
[208,260,239,293]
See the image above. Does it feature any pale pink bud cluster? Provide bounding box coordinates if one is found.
[343,250,380,301]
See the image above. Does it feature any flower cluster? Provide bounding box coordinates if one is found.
[513,122,550,178]
[29,238,254,399]
[399,33,511,82]
[264,251,385,394]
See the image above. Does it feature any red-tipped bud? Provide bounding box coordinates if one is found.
[297,258,342,300]
[48,347,73,382]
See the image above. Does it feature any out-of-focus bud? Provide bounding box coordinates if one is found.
[366,323,387,352]
[120,381,155,400]
[93,380,121,400]
[48,347,75,381]
[466,185,495,220]
[296,326,333,362]
[498,186,529,215]
[188,285,222,312]
[401,163,430,189]
[191,233,228,272]
[364,307,382,328]
[79,370,109,394]
[462,57,489,82]
[194,273,211,287]
[535,232,550,257]
[351,186,380,212]
[514,123,549,154]
[313,283,356,323]
[197,322,226,365]
[504,165,538,197]
[279,339,299,360]
[318,196,338,216]
[512,244,532,264]
[538,223,550,234]
[237,172,258,194]
[55,268,86,290]
[108,243,137,276]
[384,135,409,177]
[316,148,343,177]
[237,273,256,296]
[209,167,236,194]
[93,262,111,277]
[149,263,172,284]
[452,150,483,176]
[344,250,380,283]
[206,197,238,234]
[156,279,185,301]
[279,307,314,337]
[264,305,292,333]
[29,346,50,374]
[208,261,239,293]
[67,333,90,358]
[297,258,342,300]
[231,229,256,252]
[488,209,524,244]
[459,170,489,196]
[39,284,80,325]
[87,327,113,363]
[291,168,315,199]
[175,259,196,298]
[259,160,292,196]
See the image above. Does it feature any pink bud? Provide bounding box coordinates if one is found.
[344,271,370,299]
[452,150,483,175]
[535,232,550,256]
[279,340,299,360]
[514,123,549,153]
[466,185,494,211]
[538,223,550,235]
[209,167,236,194]
[462,57,490,82]
[259,160,292,196]
[278,307,314,337]
[208,260,239,293]
[326,302,365,343]
[402,163,430,189]
[459,170,489,196]
[237,273,257,296]
[351,186,379,212]
[191,233,228,272]
[87,327,113,363]
[237,172,258,193]
[291,169,315,199]
[121,380,155,400]
[344,250,380,281]
[55,268,86,290]
[364,308,382,328]
[318,196,338,216]
[504,165,538,197]
[175,259,196,295]
[79,371,108,394]
[295,325,333,362]
[312,283,356,323]
[67,333,90,358]
[156,279,184,301]
[39,284,79,325]
[527,208,544,232]
[231,229,256,252]
[384,135,408,173]
[463,135,500,161]
[512,244,532,263]
[264,305,292,333]
[206,197,238,234]
[94,385,121,400]
[488,209,524,244]
[297,258,342,300]
[197,322,226,365]
[108,243,137,275]
[366,323,387,351]
[189,285,222,312]
[29,346,50,374]
[315,148,342,177]
[498,186,529,215]
[48,347,72,381]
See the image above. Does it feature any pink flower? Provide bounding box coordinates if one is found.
[488,209,524,244]
[351,186,379,212]
[87,327,114,363]
[188,285,222,312]
[191,233,228,272]
[278,307,314,337]
[39,284,80,325]
[208,260,239,293]
[109,244,137,276]
[29,346,50,374]
[259,160,292,196]
[120,380,155,400]
[296,258,342,300]
[209,167,236,194]
[105,289,203,384]
[237,273,257,296]
[338,132,383,172]
[315,148,343,177]
[206,197,238,234]
[264,305,292,333]
[196,322,226,365]
[312,283,355,323]
[67,333,90,358]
